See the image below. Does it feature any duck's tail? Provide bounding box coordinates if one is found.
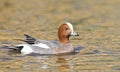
[4,46,23,54]
[8,46,23,51]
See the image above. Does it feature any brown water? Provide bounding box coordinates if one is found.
[0,0,120,72]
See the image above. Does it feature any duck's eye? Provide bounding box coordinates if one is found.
[65,28,69,30]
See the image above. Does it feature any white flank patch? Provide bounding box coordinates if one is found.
[18,44,33,55]
[33,43,50,49]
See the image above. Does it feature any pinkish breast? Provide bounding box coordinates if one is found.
[54,43,74,54]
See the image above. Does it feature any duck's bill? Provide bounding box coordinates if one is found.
[71,32,79,36]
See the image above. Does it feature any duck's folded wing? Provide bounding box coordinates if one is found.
[20,34,59,49]
[23,34,36,44]
[23,34,49,45]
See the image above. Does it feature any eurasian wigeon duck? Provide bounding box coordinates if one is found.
[9,22,79,55]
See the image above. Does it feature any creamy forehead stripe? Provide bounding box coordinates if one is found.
[66,22,74,32]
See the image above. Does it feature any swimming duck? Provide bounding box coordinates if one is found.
[9,22,79,55]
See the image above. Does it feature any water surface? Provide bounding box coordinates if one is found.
[0,0,120,72]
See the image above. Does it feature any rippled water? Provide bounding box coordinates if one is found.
[0,0,120,72]
[0,48,119,72]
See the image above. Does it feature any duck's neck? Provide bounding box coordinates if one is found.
[59,36,70,44]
